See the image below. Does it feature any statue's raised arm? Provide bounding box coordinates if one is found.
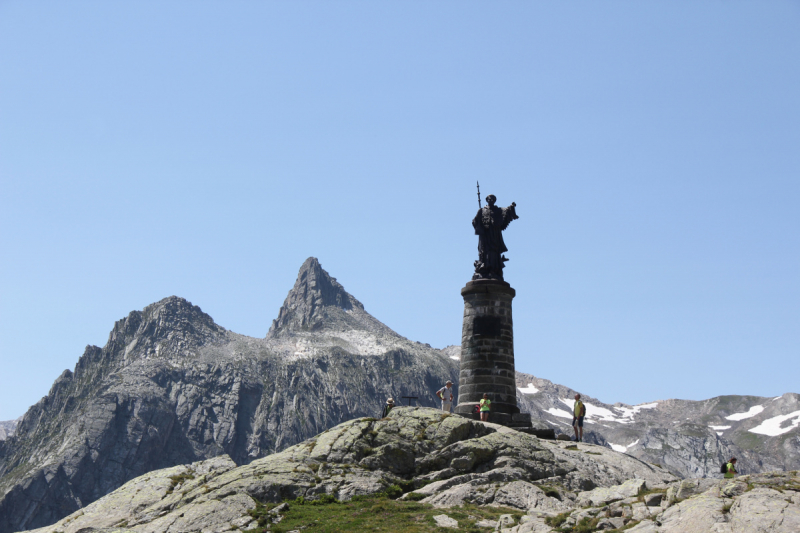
[500,202,518,231]
[472,195,518,282]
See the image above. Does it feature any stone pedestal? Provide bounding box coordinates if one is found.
[455,279,531,428]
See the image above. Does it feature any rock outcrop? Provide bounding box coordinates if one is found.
[511,471,800,533]
[26,407,678,533]
[25,408,800,533]
[0,420,18,441]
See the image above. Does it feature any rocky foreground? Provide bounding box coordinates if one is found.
[26,407,799,533]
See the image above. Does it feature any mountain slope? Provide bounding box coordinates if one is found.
[0,258,458,533]
[513,372,800,479]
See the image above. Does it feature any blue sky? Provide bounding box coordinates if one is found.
[1,2,798,420]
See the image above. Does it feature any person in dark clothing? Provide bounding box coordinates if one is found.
[381,398,395,418]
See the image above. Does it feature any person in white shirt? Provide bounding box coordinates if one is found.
[437,381,454,412]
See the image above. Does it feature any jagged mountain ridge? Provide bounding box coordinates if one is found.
[513,372,800,479]
[0,258,459,533]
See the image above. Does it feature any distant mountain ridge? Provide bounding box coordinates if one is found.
[512,372,800,478]
[0,257,798,532]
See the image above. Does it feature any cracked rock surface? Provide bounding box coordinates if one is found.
[506,470,800,533]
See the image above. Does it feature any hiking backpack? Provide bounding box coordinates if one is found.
[720,463,728,474]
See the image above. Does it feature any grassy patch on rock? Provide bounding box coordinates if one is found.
[544,511,570,527]
[539,485,562,500]
[247,494,523,533]
[165,471,195,494]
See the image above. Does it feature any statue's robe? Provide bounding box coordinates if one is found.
[472,204,517,279]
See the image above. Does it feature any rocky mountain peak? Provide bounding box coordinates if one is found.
[267,258,365,337]
[99,296,227,366]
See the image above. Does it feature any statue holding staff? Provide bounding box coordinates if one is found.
[472,194,518,281]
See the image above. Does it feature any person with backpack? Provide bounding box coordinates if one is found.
[479,393,491,422]
[436,381,455,412]
[723,457,738,478]
[572,393,586,442]
[381,398,395,418]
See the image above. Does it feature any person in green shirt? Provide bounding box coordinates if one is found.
[479,393,491,422]
[724,457,738,478]
[572,393,585,442]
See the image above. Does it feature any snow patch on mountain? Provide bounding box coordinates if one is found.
[614,402,658,421]
[557,398,658,424]
[709,425,731,436]
[547,407,573,419]
[725,405,765,421]
[517,383,539,394]
[749,410,800,437]
[609,439,640,453]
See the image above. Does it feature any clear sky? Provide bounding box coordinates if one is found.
[1,2,798,421]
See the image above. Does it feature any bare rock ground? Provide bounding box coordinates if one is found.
[25,407,675,532]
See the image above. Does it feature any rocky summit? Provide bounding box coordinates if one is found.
[25,408,800,533]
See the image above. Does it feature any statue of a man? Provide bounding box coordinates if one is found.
[472,195,518,281]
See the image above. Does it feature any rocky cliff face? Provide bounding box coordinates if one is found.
[513,372,800,480]
[0,259,458,533]
[0,420,18,442]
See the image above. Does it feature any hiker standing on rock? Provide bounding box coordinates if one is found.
[572,393,585,442]
[437,381,454,412]
[724,457,738,478]
[381,398,395,418]
[480,393,491,422]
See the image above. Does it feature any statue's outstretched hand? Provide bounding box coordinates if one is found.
[509,202,519,220]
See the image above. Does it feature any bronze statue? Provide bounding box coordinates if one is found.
[472,194,518,281]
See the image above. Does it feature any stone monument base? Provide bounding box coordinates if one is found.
[455,411,556,439]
